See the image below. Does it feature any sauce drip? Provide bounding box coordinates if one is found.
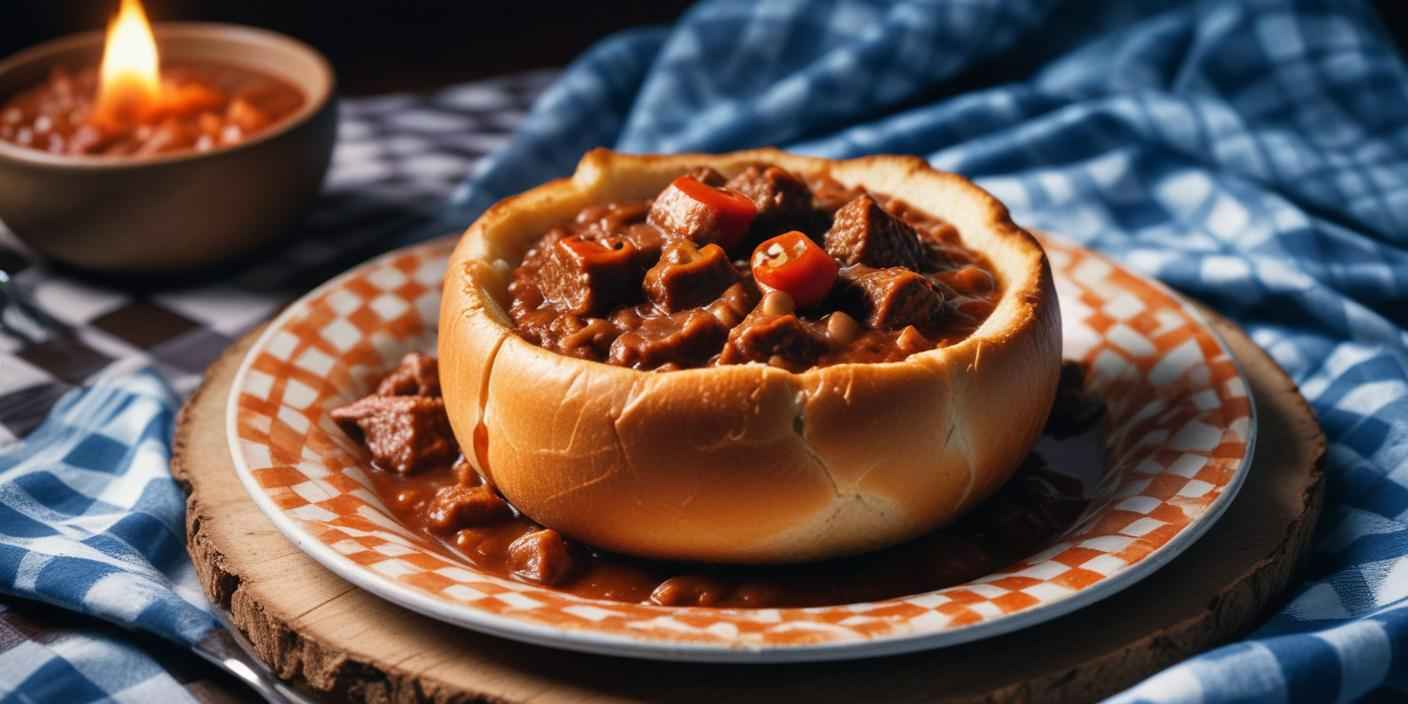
[472,420,492,477]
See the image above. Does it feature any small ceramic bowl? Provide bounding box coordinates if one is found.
[0,23,336,274]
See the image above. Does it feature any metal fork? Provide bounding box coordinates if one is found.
[195,609,322,704]
[0,269,64,343]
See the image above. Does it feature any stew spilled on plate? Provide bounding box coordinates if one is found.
[332,351,1103,609]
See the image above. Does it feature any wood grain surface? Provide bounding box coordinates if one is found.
[172,311,1325,704]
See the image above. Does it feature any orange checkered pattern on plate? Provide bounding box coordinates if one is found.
[232,237,1250,648]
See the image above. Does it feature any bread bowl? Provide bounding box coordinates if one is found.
[438,148,1061,564]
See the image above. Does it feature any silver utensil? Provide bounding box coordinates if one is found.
[194,609,322,704]
[2,268,318,703]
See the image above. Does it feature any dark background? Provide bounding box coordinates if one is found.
[1,1,695,95]
[3,1,1405,96]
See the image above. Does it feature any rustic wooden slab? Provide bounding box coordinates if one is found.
[173,312,1324,704]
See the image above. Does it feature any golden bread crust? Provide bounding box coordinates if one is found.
[439,148,1061,563]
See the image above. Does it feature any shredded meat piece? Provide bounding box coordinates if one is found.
[375,352,441,397]
[824,194,927,269]
[508,529,574,586]
[330,396,457,474]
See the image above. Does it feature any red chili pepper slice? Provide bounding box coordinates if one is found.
[667,175,757,251]
[750,231,839,309]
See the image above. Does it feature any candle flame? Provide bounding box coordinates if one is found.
[94,0,160,126]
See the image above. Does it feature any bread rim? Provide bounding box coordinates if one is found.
[439,148,1061,564]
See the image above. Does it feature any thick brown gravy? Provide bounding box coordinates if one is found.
[333,355,1102,609]
[366,455,1088,608]
[507,165,1002,372]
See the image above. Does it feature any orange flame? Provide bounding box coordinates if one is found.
[93,0,161,126]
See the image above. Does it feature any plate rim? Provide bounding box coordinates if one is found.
[224,235,1258,663]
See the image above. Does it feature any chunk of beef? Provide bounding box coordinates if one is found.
[517,227,566,275]
[809,174,861,212]
[576,201,651,231]
[375,352,440,397]
[685,165,727,187]
[452,455,481,486]
[608,309,729,369]
[650,576,731,607]
[643,240,739,313]
[575,202,665,271]
[718,311,829,368]
[514,309,620,360]
[426,485,513,533]
[1044,361,1106,438]
[1011,461,1088,531]
[647,178,753,250]
[836,266,946,332]
[537,235,640,316]
[508,306,558,347]
[508,528,574,586]
[891,533,992,586]
[725,164,814,236]
[705,280,760,329]
[508,277,546,323]
[824,194,927,269]
[330,396,457,474]
[615,223,667,270]
[981,486,1070,556]
[556,316,620,360]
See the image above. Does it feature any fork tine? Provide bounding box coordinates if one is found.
[0,269,66,337]
[0,271,33,343]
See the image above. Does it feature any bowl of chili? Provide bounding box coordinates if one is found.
[0,23,336,275]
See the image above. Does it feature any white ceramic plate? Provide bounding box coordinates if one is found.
[226,235,1254,662]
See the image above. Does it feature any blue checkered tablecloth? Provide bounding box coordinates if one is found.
[0,71,554,702]
[4,0,1408,701]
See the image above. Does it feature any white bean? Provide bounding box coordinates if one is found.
[761,290,795,316]
[826,311,860,343]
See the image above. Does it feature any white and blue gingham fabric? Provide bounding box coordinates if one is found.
[0,74,547,701]
[4,0,1408,701]
[459,2,1408,697]
[0,366,215,703]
